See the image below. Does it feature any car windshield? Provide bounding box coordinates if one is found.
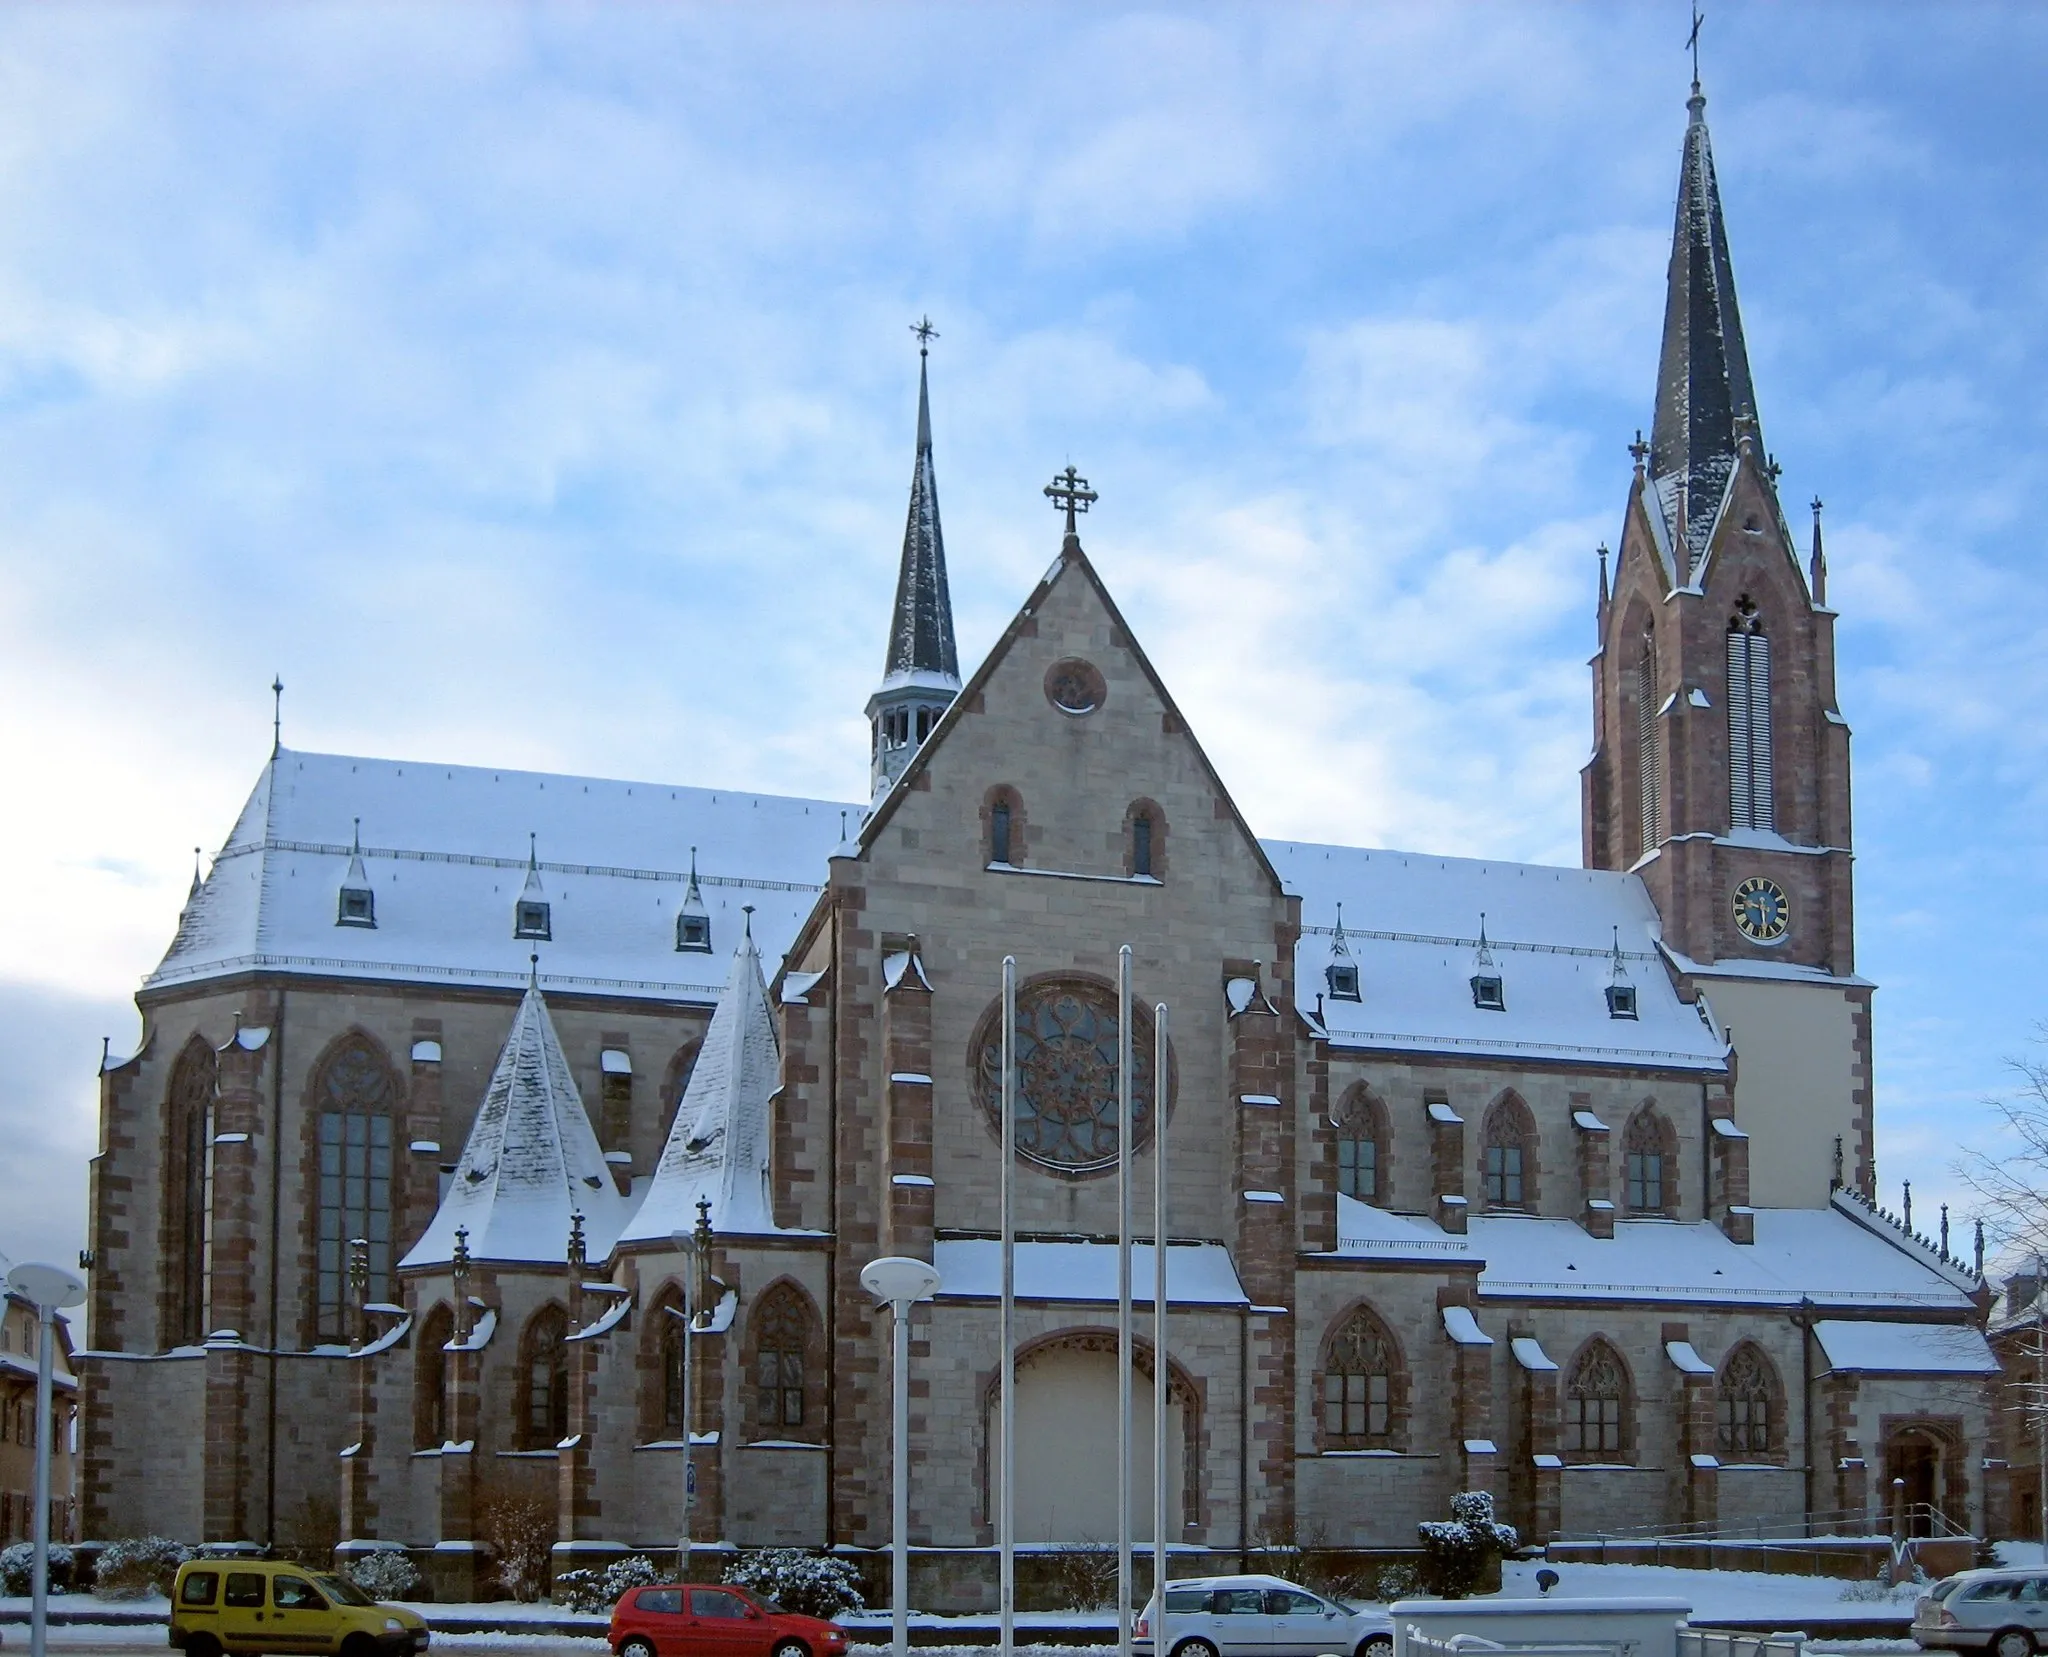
[315,1575,377,1608]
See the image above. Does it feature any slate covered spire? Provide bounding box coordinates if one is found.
[1649,82,1763,571]
[867,321,963,798]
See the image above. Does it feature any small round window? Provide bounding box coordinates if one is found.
[1045,658,1106,716]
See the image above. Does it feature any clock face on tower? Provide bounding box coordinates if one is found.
[1732,876,1790,944]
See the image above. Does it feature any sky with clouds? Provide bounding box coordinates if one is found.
[2,2,2044,1284]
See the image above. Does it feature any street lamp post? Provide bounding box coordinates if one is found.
[669,1199,714,1581]
[6,1261,87,1657]
[861,1255,942,1657]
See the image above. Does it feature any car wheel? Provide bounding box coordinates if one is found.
[1995,1632,2035,1657]
[772,1642,810,1657]
[185,1637,223,1657]
[1358,1639,1394,1657]
[1172,1641,1220,1657]
[620,1640,659,1657]
[341,1635,379,1657]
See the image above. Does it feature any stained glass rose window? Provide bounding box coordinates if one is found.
[972,977,1169,1173]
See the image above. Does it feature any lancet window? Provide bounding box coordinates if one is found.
[165,1038,217,1347]
[520,1305,569,1449]
[1637,632,1663,852]
[313,1038,397,1341]
[1564,1340,1631,1461]
[1727,599,1774,831]
[1717,1342,1780,1459]
[1320,1305,1404,1449]
[1624,1105,1676,1216]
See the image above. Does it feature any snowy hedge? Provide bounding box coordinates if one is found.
[344,1549,425,1602]
[96,1536,195,1601]
[1,1541,75,1596]
[1417,1491,1518,1600]
[555,1554,662,1613]
[723,1550,865,1619]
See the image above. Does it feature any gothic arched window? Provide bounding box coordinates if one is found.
[748,1282,818,1437]
[1564,1339,1631,1462]
[1480,1094,1537,1209]
[1727,599,1774,832]
[415,1304,453,1449]
[1320,1304,1405,1450]
[653,1288,687,1441]
[1333,1085,1388,1206]
[519,1305,569,1449]
[164,1038,217,1347]
[1637,631,1663,853]
[313,1037,398,1341]
[1624,1105,1677,1215]
[1717,1342,1781,1460]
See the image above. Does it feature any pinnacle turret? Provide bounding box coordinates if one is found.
[1649,83,1763,573]
[867,320,962,798]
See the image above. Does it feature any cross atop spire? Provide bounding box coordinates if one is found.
[1686,1,1704,95]
[910,315,938,354]
[1044,465,1098,537]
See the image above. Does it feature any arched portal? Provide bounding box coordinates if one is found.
[986,1334,1192,1543]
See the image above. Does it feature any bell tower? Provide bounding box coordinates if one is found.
[866,319,961,799]
[1581,80,1870,1203]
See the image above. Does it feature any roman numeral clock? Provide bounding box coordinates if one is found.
[1732,875,1790,944]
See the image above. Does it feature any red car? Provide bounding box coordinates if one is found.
[608,1584,850,1657]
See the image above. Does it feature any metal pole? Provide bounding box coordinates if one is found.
[894,1298,911,1657]
[31,1303,54,1657]
[681,1296,693,1581]
[1117,945,1134,1657]
[2036,1283,2046,1554]
[1152,1003,1170,1621]
[1001,957,1017,1657]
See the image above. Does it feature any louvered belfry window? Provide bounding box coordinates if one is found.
[1636,633,1662,853]
[1727,599,1774,831]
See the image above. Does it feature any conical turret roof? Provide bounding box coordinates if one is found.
[400,981,628,1268]
[1649,85,1762,571]
[879,351,960,687]
[617,918,781,1243]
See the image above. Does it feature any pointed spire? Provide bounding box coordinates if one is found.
[523,832,542,896]
[1596,542,1611,615]
[271,675,284,759]
[399,979,628,1268]
[1330,900,1350,958]
[1809,495,1828,605]
[622,915,782,1242]
[882,324,959,684]
[676,846,711,952]
[1649,77,1763,570]
[337,819,376,927]
[189,847,205,903]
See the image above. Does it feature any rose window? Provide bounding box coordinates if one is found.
[973,978,1166,1173]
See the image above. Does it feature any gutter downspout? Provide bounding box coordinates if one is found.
[823,900,839,1550]
[1799,1295,1814,1537]
[265,989,286,1548]
[1238,1302,1250,1573]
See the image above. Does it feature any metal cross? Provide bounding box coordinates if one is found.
[910,316,938,354]
[1627,429,1650,468]
[1044,466,1098,535]
[1686,2,1704,90]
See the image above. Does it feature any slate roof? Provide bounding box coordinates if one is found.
[617,920,783,1243]
[400,981,629,1269]
[1649,85,1762,575]
[879,351,959,687]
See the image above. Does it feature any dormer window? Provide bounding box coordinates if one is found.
[515,899,551,941]
[1471,975,1505,1011]
[337,886,375,928]
[1327,962,1361,1002]
[676,912,711,953]
[1606,983,1638,1020]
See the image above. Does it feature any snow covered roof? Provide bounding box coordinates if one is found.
[400,983,630,1269]
[148,749,851,1006]
[1267,840,1727,1072]
[1331,1196,1979,1311]
[616,923,782,1244]
[1813,1321,1998,1376]
[932,1239,1248,1306]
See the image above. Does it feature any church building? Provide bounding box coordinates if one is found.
[79,84,2003,1598]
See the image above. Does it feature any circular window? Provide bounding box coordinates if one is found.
[971,977,1172,1174]
[1044,658,1107,716]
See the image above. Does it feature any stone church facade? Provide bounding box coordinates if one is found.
[80,86,2002,1599]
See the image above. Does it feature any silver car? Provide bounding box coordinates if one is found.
[1913,1568,2048,1657]
[1135,1573,1394,1657]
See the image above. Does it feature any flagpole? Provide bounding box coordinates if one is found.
[1117,945,1134,1657]
[1152,1002,1170,1614]
[1000,955,1018,1657]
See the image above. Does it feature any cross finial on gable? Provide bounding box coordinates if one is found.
[1044,465,1099,536]
[1628,430,1650,471]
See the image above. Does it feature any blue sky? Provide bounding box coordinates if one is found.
[2,3,2044,1280]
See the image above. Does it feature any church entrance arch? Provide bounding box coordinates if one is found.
[984,1331,1197,1543]
[1882,1418,1965,1537]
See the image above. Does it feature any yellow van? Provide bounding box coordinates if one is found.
[169,1558,430,1657]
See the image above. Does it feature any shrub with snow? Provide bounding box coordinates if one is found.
[344,1549,425,1602]
[555,1554,661,1613]
[1,1541,75,1596]
[1417,1492,1519,1600]
[723,1550,865,1620]
[96,1536,194,1601]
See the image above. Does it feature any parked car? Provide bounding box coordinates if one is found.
[607,1583,850,1657]
[168,1558,429,1657]
[1913,1568,2048,1657]
[1135,1574,1393,1657]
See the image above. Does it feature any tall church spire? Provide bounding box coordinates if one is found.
[867,319,962,798]
[1649,80,1762,571]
